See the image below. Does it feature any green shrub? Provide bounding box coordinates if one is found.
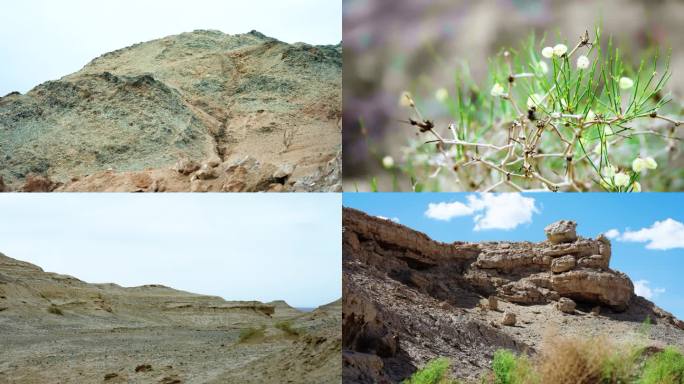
[492,350,517,384]
[275,320,300,336]
[403,358,459,384]
[237,325,265,343]
[640,347,684,384]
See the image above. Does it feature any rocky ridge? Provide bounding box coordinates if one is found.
[0,30,341,192]
[342,208,684,383]
[0,251,341,383]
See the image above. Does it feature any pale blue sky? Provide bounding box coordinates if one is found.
[0,194,341,308]
[0,0,341,95]
[345,193,684,320]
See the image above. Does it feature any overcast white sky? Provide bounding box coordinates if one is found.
[0,0,341,95]
[0,194,341,308]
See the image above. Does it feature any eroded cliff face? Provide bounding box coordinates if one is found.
[342,208,684,383]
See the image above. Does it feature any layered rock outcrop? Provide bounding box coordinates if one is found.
[342,208,683,383]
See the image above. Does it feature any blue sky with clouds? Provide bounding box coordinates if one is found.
[0,0,341,95]
[0,194,341,308]
[344,193,684,319]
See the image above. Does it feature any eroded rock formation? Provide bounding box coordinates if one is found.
[342,208,684,383]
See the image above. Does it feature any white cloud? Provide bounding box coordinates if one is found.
[604,229,620,239]
[618,219,684,250]
[424,201,474,221]
[424,193,539,231]
[634,280,666,300]
[376,216,400,223]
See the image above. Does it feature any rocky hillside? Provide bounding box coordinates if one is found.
[0,251,341,383]
[342,208,684,383]
[0,30,341,192]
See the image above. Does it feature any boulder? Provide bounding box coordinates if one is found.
[21,174,58,192]
[550,270,633,310]
[551,255,576,273]
[545,220,578,244]
[195,164,217,180]
[173,158,200,175]
[501,312,516,326]
[273,164,295,179]
[488,296,499,311]
[556,297,576,313]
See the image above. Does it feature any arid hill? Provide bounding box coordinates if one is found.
[0,252,341,383]
[0,30,341,192]
[342,208,684,383]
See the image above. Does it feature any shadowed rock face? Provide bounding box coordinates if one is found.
[342,208,684,383]
[0,30,341,192]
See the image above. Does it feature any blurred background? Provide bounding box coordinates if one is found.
[343,0,684,190]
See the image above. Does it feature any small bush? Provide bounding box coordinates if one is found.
[238,325,265,343]
[275,320,300,336]
[640,347,684,384]
[490,350,535,384]
[403,358,459,384]
[47,305,63,315]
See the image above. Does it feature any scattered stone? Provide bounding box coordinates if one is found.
[104,373,118,380]
[21,174,57,192]
[135,364,152,372]
[194,164,217,180]
[591,306,601,316]
[173,158,200,175]
[189,179,206,192]
[132,173,153,190]
[556,297,576,314]
[501,312,516,326]
[221,180,246,192]
[488,296,498,311]
[206,155,221,168]
[544,220,578,244]
[273,164,295,179]
[551,255,576,273]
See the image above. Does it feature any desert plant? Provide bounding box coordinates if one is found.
[275,320,301,336]
[403,358,460,384]
[639,347,684,384]
[383,27,682,192]
[237,325,265,343]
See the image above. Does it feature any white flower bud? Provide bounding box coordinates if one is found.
[399,91,414,107]
[541,46,554,58]
[490,83,505,97]
[614,172,630,187]
[382,156,394,169]
[619,77,634,90]
[631,181,641,192]
[553,44,568,57]
[576,55,590,69]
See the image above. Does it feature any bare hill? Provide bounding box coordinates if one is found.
[0,30,341,192]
